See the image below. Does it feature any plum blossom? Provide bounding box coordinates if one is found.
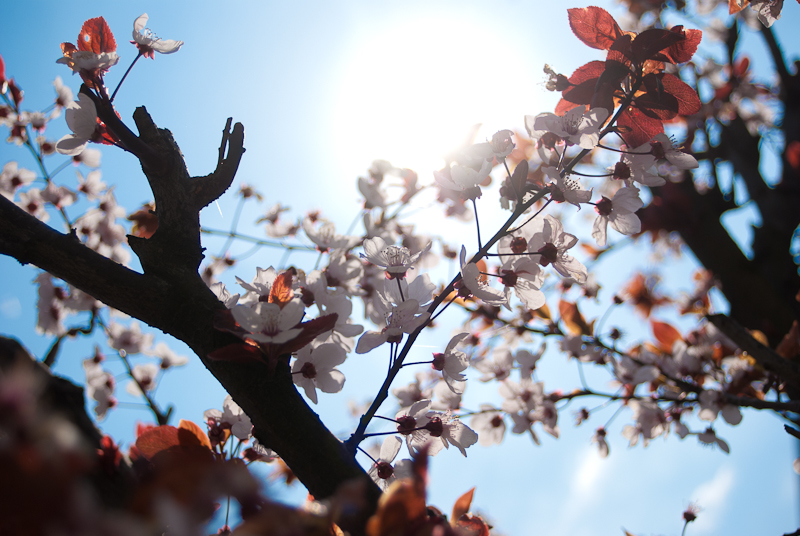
[396,400,478,457]
[55,93,113,156]
[458,247,507,307]
[591,427,609,457]
[609,152,664,187]
[204,395,253,441]
[697,427,730,453]
[498,257,546,311]
[697,390,743,425]
[230,300,305,345]
[645,133,699,170]
[543,166,592,209]
[433,160,492,195]
[0,162,35,200]
[355,299,429,354]
[125,363,159,396]
[533,107,609,149]
[366,436,412,491]
[431,332,471,394]
[527,215,588,284]
[303,217,360,253]
[291,343,347,404]
[132,14,184,58]
[471,405,506,446]
[150,342,189,370]
[108,321,153,355]
[361,237,431,279]
[591,186,643,247]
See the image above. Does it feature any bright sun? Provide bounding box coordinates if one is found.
[333,17,539,177]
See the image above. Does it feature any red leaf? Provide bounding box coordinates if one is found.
[78,17,117,54]
[651,320,682,352]
[178,419,213,451]
[451,488,475,526]
[631,28,684,65]
[568,6,624,51]
[0,53,5,85]
[135,425,180,459]
[560,61,605,108]
[636,92,679,121]
[559,300,593,336]
[660,27,702,64]
[591,60,630,114]
[269,268,295,308]
[616,105,664,148]
[729,0,749,14]
[660,73,701,115]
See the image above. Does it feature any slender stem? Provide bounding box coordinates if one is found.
[347,188,550,450]
[201,227,315,251]
[111,52,144,103]
[472,198,482,250]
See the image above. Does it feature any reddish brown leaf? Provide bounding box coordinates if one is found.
[127,203,158,238]
[451,488,475,527]
[729,0,749,14]
[631,28,684,65]
[269,268,296,308]
[616,105,664,148]
[0,53,5,85]
[591,60,630,115]
[660,73,701,115]
[636,91,679,121]
[558,61,606,112]
[273,313,339,356]
[454,514,491,536]
[651,320,682,352]
[568,6,624,51]
[559,300,592,336]
[78,16,117,54]
[178,419,212,451]
[135,425,180,459]
[660,27,702,64]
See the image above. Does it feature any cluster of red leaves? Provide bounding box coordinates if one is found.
[557,6,702,147]
[366,451,490,536]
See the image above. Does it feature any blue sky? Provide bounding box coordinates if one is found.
[1,1,799,534]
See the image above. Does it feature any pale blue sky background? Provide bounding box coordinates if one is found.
[1,1,798,535]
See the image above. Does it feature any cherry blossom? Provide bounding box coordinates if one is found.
[55,93,110,156]
[0,161,35,200]
[458,247,508,307]
[126,363,159,396]
[204,395,253,441]
[533,107,609,149]
[609,152,664,187]
[591,186,643,247]
[645,133,699,170]
[302,217,360,253]
[431,332,471,394]
[543,166,592,208]
[291,343,347,404]
[355,299,429,354]
[132,14,184,58]
[470,405,506,446]
[230,300,305,345]
[361,237,431,279]
[107,321,153,355]
[498,257,546,311]
[433,160,492,195]
[527,214,588,284]
[366,436,412,491]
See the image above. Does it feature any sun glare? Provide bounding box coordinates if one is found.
[333,17,537,177]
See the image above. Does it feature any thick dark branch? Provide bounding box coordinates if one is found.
[708,314,800,392]
[0,105,379,532]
